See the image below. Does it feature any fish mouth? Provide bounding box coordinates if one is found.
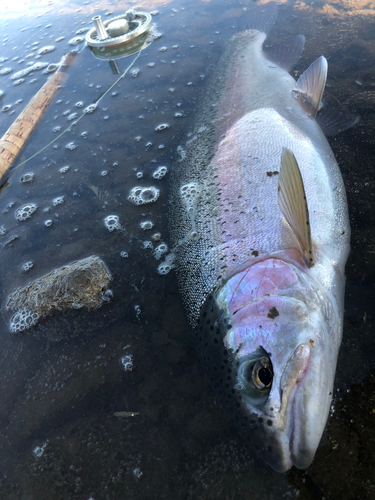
[281,343,315,471]
[288,382,316,470]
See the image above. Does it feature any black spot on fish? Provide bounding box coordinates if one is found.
[267,420,273,427]
[267,306,279,319]
[251,250,259,257]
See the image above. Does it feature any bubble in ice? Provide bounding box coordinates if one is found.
[148,62,155,67]
[59,165,69,174]
[130,68,139,78]
[154,243,168,260]
[120,251,129,258]
[128,186,160,206]
[159,46,167,52]
[1,105,11,112]
[0,68,12,75]
[53,126,61,132]
[44,219,53,227]
[76,27,89,34]
[10,308,38,333]
[121,354,133,371]
[101,170,108,176]
[22,261,33,272]
[140,220,153,230]
[15,203,38,221]
[136,172,143,179]
[63,109,71,116]
[157,252,176,275]
[75,101,84,108]
[104,215,121,232]
[20,172,34,183]
[69,36,84,46]
[152,232,161,241]
[84,103,97,114]
[52,196,64,206]
[174,112,183,118]
[66,142,77,150]
[14,79,25,86]
[152,166,167,180]
[67,112,78,121]
[38,46,55,55]
[55,36,65,42]
[155,123,169,132]
[0,225,6,236]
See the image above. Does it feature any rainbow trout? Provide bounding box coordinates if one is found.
[167,3,351,472]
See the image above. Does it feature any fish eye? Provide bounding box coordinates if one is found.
[238,350,273,406]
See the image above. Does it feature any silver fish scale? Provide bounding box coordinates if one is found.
[169,31,349,329]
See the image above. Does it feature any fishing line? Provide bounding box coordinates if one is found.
[12,45,145,172]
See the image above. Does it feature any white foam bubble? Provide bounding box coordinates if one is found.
[10,308,38,333]
[22,261,33,272]
[121,354,133,371]
[154,243,168,260]
[44,63,58,74]
[180,182,201,213]
[65,142,77,150]
[15,203,38,221]
[84,103,97,114]
[157,253,176,275]
[152,166,167,180]
[140,220,153,230]
[20,172,34,183]
[52,196,64,206]
[59,166,69,174]
[69,36,84,46]
[38,46,55,55]
[44,219,53,227]
[104,215,121,232]
[128,186,160,206]
[155,123,169,131]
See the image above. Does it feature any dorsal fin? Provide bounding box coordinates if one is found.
[293,56,328,118]
[278,148,314,267]
[264,35,305,72]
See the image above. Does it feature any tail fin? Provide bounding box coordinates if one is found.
[239,2,278,34]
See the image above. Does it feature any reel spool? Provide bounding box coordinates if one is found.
[86,10,153,68]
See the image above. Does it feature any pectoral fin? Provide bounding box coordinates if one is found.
[278,148,314,267]
[293,56,328,118]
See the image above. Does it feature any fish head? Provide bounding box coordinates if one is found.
[196,258,338,472]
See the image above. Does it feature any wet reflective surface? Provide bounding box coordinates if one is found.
[0,0,374,498]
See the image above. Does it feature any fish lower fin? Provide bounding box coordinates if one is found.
[264,35,305,72]
[316,91,359,136]
[293,56,328,118]
[278,148,314,268]
[239,2,278,34]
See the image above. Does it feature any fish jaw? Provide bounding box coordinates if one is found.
[204,257,339,472]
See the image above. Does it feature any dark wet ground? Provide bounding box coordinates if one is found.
[0,0,374,499]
